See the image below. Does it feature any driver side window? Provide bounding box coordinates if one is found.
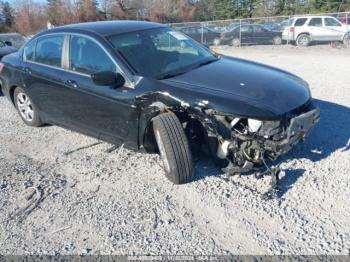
[69,36,116,75]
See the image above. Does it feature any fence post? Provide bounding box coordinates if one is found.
[287,15,291,45]
[201,23,204,44]
[347,12,349,48]
[239,19,242,47]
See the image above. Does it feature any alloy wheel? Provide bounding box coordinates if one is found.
[16,92,34,122]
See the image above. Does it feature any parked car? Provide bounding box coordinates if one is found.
[180,25,222,45]
[0,33,27,49]
[0,40,17,60]
[338,17,350,25]
[282,16,350,46]
[221,24,283,46]
[262,19,292,32]
[0,21,320,184]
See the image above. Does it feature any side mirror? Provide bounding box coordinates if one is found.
[4,41,12,46]
[91,71,125,88]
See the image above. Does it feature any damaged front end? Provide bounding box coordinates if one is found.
[205,103,320,174]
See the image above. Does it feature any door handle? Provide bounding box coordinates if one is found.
[23,67,32,74]
[65,79,79,89]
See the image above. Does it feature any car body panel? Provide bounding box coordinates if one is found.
[160,56,310,119]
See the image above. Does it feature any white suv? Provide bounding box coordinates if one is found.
[282,16,350,46]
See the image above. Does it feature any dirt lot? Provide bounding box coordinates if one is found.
[0,45,350,255]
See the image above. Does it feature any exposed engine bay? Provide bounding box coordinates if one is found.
[202,103,320,175]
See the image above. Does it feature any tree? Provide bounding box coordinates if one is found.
[75,0,100,22]
[12,0,48,35]
[47,0,77,26]
[0,0,14,32]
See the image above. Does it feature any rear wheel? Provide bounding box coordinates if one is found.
[296,34,311,47]
[153,112,193,184]
[14,87,43,127]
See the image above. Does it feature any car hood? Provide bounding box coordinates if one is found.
[0,46,17,56]
[160,56,310,119]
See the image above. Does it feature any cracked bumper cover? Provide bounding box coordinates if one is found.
[264,108,320,156]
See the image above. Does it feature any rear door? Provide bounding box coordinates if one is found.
[308,17,325,41]
[240,25,253,44]
[21,34,69,123]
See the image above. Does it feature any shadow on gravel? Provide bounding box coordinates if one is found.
[276,169,305,198]
[282,99,350,163]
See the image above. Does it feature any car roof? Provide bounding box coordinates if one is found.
[41,20,166,37]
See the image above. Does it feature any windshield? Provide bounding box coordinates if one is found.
[0,33,27,49]
[108,27,217,79]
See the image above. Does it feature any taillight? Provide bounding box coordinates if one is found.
[289,27,295,32]
[0,62,4,72]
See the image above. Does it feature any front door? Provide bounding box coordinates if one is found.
[324,17,345,41]
[60,35,139,147]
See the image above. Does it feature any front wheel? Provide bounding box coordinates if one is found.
[14,87,43,127]
[231,38,241,47]
[273,36,282,45]
[153,112,193,184]
[213,38,221,46]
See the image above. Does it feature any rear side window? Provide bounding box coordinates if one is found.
[23,40,36,61]
[309,18,323,27]
[324,18,341,26]
[294,18,307,26]
[69,36,116,75]
[35,35,64,67]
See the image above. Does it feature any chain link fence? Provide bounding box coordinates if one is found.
[170,12,350,48]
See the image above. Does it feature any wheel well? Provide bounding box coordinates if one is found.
[142,110,207,154]
[9,85,18,105]
[297,32,311,38]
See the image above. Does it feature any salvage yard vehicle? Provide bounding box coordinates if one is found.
[0,21,320,184]
[220,24,283,47]
[0,39,17,60]
[282,16,350,46]
[179,25,222,46]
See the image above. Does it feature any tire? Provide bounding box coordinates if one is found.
[231,38,241,47]
[153,112,193,184]
[343,33,350,46]
[296,34,311,47]
[14,87,43,127]
[213,38,221,46]
[273,36,282,45]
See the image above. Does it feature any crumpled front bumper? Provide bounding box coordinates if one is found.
[264,108,320,156]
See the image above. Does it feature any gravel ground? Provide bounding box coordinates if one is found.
[0,45,350,256]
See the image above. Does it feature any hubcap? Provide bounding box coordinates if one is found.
[16,92,34,122]
[298,36,309,46]
[155,130,170,173]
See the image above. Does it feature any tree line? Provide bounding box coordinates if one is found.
[1,0,349,36]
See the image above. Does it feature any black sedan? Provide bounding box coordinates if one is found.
[0,21,319,185]
[179,25,222,45]
[221,24,283,46]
